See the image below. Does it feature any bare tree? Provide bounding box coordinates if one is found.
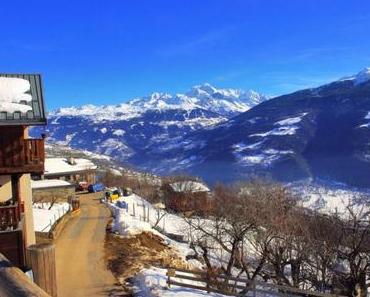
[185,180,298,286]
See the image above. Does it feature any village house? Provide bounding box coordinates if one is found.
[162,180,212,213]
[0,74,47,268]
[41,157,97,184]
[31,179,76,203]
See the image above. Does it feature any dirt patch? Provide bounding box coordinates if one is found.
[105,231,188,294]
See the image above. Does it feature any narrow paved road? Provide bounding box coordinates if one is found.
[55,193,121,297]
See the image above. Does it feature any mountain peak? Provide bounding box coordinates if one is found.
[340,67,370,85]
[354,67,370,85]
[187,83,219,97]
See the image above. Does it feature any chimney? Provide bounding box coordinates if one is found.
[68,156,76,165]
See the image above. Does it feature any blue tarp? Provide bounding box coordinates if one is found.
[88,183,105,193]
[116,200,127,209]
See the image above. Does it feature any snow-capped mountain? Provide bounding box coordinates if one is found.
[33,83,267,166]
[50,83,267,121]
[142,68,370,187]
[33,69,370,187]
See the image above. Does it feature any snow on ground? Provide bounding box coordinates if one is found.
[292,181,370,218]
[106,194,202,266]
[274,113,307,126]
[234,148,294,167]
[110,206,155,237]
[249,113,307,138]
[133,267,227,297]
[250,126,298,137]
[107,194,187,239]
[113,129,126,136]
[359,111,370,128]
[107,190,354,296]
[32,202,70,232]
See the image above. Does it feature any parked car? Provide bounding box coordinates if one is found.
[88,183,105,193]
[105,187,122,202]
[76,181,89,191]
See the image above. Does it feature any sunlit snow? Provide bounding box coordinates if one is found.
[0,77,33,113]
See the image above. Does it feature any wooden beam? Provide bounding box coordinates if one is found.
[26,244,57,297]
[0,253,50,297]
[11,174,21,218]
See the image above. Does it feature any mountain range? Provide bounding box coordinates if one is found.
[32,69,370,187]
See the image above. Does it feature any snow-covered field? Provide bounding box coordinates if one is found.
[293,181,370,218]
[32,202,70,232]
[107,194,197,264]
[105,183,370,297]
[133,267,227,297]
[106,195,232,296]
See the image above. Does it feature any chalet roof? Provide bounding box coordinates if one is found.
[169,181,210,193]
[31,179,73,190]
[44,158,97,176]
[0,74,46,126]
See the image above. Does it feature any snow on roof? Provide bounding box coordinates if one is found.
[109,168,122,176]
[31,179,73,189]
[44,158,97,176]
[0,77,33,113]
[169,181,210,193]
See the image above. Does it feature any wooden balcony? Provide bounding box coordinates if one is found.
[0,138,45,174]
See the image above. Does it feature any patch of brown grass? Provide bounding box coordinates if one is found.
[105,231,187,281]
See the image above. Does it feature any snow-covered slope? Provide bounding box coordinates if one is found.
[142,68,370,187]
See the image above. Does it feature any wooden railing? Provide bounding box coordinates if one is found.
[0,204,20,231]
[166,268,346,297]
[0,138,45,174]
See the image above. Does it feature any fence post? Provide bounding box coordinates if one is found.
[26,243,57,297]
[205,270,210,293]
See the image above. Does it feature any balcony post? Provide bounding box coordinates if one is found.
[11,174,21,219]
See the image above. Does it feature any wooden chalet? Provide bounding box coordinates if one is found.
[162,180,212,213]
[0,74,46,268]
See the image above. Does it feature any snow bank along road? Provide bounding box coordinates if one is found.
[55,192,123,297]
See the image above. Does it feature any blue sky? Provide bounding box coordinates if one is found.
[1,0,370,109]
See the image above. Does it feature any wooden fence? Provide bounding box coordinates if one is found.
[166,268,346,297]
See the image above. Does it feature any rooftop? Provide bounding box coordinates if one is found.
[31,179,73,189]
[0,74,47,126]
[44,158,97,176]
[169,181,210,193]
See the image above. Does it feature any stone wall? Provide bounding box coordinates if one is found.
[32,186,75,203]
